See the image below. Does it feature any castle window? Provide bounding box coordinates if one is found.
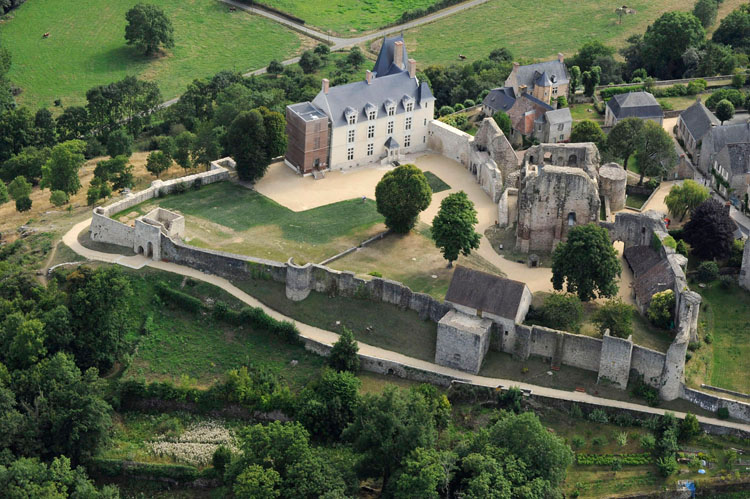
[367,143,374,156]
[387,120,394,134]
[558,124,564,131]
[404,134,411,147]
[388,106,395,116]
[405,117,412,131]
[368,124,375,139]
[347,147,354,161]
[314,137,320,149]
[567,212,576,226]
[348,130,355,143]
[559,134,564,140]
[347,114,356,125]
[368,110,376,120]
[406,102,414,112]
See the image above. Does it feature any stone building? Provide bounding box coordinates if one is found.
[598,162,627,211]
[535,107,573,143]
[710,142,750,200]
[677,98,719,160]
[504,54,569,105]
[604,91,663,127]
[285,36,434,174]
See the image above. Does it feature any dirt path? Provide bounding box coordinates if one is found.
[60,219,750,433]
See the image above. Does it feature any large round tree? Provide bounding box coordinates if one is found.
[227,109,270,182]
[431,191,481,267]
[375,164,432,233]
[683,198,735,260]
[125,3,175,56]
[551,223,621,301]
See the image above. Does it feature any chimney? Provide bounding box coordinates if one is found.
[519,84,527,95]
[394,40,404,69]
[512,61,520,72]
[322,78,329,94]
[366,70,373,84]
[557,52,564,63]
[408,58,416,78]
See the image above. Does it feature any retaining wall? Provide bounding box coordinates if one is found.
[681,385,750,423]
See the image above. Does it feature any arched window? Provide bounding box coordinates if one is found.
[567,212,576,226]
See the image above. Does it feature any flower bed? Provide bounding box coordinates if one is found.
[147,420,239,467]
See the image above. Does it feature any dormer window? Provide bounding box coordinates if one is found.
[365,103,377,120]
[402,95,415,113]
[406,102,413,112]
[368,111,376,120]
[384,99,395,116]
[348,114,356,125]
[345,107,357,125]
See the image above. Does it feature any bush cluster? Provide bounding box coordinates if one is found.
[396,0,464,24]
[212,300,300,343]
[156,281,203,312]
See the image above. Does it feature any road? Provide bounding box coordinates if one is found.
[159,0,490,108]
[61,219,750,434]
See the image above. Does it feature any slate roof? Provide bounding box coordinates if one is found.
[541,107,572,125]
[445,265,528,320]
[705,123,750,156]
[372,34,409,78]
[623,245,662,277]
[607,92,663,120]
[679,99,719,142]
[312,71,434,128]
[384,136,399,148]
[515,60,569,88]
[623,246,674,308]
[508,93,553,135]
[716,142,750,176]
[482,87,516,114]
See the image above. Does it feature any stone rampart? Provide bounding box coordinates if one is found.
[427,120,472,166]
[597,333,634,389]
[90,209,135,248]
[740,238,750,291]
[680,385,750,423]
[631,346,667,387]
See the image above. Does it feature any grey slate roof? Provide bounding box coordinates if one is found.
[372,34,409,78]
[607,91,663,120]
[623,245,662,277]
[705,122,750,156]
[516,60,569,88]
[542,107,572,125]
[311,71,434,128]
[482,87,516,114]
[445,265,527,320]
[679,99,719,142]
[717,142,750,176]
[384,136,399,148]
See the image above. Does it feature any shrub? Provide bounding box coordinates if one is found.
[647,289,675,329]
[575,453,651,466]
[719,275,733,289]
[591,436,607,447]
[571,436,585,449]
[630,373,660,407]
[439,105,455,117]
[557,95,568,108]
[646,178,660,189]
[592,299,634,339]
[728,239,744,267]
[463,99,475,107]
[49,190,69,207]
[717,407,729,420]
[706,88,744,109]
[676,239,689,257]
[327,327,360,373]
[155,281,203,313]
[15,197,32,212]
[704,332,713,344]
[454,103,465,111]
[662,235,677,250]
[616,432,628,447]
[686,79,707,95]
[588,409,609,424]
[541,293,583,332]
[657,455,679,476]
[569,403,583,419]
[613,412,635,427]
[640,434,656,450]
[368,271,383,278]
[680,413,701,439]
[696,261,719,282]
[212,445,232,477]
[600,85,644,100]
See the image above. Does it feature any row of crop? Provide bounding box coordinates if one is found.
[89,458,214,482]
[576,453,652,466]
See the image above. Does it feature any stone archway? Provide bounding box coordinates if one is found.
[146,242,153,258]
[137,246,144,255]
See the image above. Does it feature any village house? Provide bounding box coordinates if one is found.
[677,97,720,160]
[604,91,663,127]
[284,36,434,174]
[504,54,570,105]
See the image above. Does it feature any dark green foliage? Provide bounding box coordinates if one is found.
[298,50,321,74]
[693,0,718,28]
[346,47,365,68]
[56,106,91,141]
[576,453,651,466]
[630,373,660,406]
[228,109,270,182]
[683,199,735,260]
[33,108,56,148]
[540,293,583,332]
[0,146,50,185]
[552,223,621,301]
[431,191,481,266]
[0,456,117,497]
[717,407,729,419]
[14,197,31,212]
[297,369,360,441]
[212,300,300,343]
[636,121,678,184]
[439,105,455,116]
[86,76,161,137]
[642,11,706,78]
[570,119,606,149]
[145,150,171,178]
[156,281,203,312]
[588,408,609,423]
[715,99,735,124]
[0,179,7,204]
[705,88,744,109]
[680,413,701,439]
[728,239,744,267]
[267,59,285,75]
[125,3,175,55]
[49,190,68,207]
[606,117,643,169]
[375,164,432,233]
[592,298,634,338]
[94,155,134,190]
[7,175,31,201]
[647,289,675,329]
[328,327,360,373]
[41,140,86,195]
[696,261,719,282]
[492,110,511,136]
[713,4,750,50]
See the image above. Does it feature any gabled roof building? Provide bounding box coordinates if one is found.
[604,91,663,127]
[285,36,434,174]
[504,54,569,105]
[677,98,720,160]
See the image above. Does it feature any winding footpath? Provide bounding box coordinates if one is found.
[62,219,750,434]
[160,0,491,108]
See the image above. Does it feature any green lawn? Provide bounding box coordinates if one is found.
[423,171,451,193]
[114,182,385,263]
[696,282,750,393]
[569,103,603,124]
[260,0,436,34]
[403,0,693,66]
[2,0,304,109]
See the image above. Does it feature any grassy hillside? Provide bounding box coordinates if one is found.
[1,0,304,108]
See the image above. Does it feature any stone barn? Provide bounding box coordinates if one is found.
[435,266,531,373]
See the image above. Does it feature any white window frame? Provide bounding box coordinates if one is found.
[405,102,414,112]
[387,120,394,135]
[367,124,375,139]
[347,147,354,161]
[347,130,355,143]
[367,143,374,156]
[405,117,412,131]
[347,114,356,125]
[388,106,395,116]
[368,110,376,120]
[404,134,411,147]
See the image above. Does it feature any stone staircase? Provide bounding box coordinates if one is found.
[312,169,325,180]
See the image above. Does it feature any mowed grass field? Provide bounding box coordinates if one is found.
[2,0,305,109]
[402,0,747,65]
[262,0,435,34]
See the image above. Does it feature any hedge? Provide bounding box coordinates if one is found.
[213,301,300,344]
[396,0,464,24]
[155,281,203,313]
[89,458,200,482]
[600,85,644,100]
[576,453,652,466]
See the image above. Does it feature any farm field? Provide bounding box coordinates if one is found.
[2,0,305,109]
[114,181,386,264]
[401,0,744,66]
[261,0,435,34]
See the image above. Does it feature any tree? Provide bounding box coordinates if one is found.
[192,122,221,168]
[570,41,615,73]
[715,99,735,124]
[146,150,171,178]
[636,121,678,185]
[0,456,118,498]
[267,59,285,76]
[541,293,583,332]
[56,106,91,141]
[314,43,330,59]
[297,369,360,442]
[393,448,455,499]
[260,107,287,158]
[565,65,580,97]
[581,65,601,96]
[606,117,644,169]
[328,327,360,373]
[642,11,705,79]
[14,196,31,212]
[94,155,134,190]
[732,69,746,89]
[492,110,511,135]
[33,108,56,148]
[106,128,133,158]
[0,107,36,163]
[696,260,719,282]
[647,289,675,329]
[298,50,321,74]
[693,0,718,28]
[7,175,32,201]
[0,179,7,204]
[228,110,270,182]
[174,131,196,170]
[664,179,710,221]
[49,190,69,207]
[570,119,606,149]
[431,191,481,267]
[592,298,634,338]
[347,47,365,68]
[680,413,701,439]
[234,465,281,499]
[343,386,438,490]
[556,95,568,108]
[1,146,51,185]
[713,4,750,50]
[41,140,86,195]
[683,199,736,260]
[552,223,621,301]
[125,3,175,55]
[375,164,432,233]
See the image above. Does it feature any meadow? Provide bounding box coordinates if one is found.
[1,0,305,109]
